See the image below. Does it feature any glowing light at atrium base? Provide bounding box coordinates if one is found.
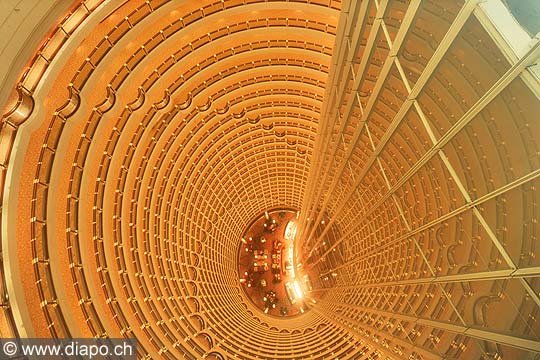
[238,209,308,317]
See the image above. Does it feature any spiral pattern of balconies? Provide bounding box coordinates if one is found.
[0,0,539,359]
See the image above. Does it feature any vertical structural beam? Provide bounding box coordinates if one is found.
[309,34,540,266]
[309,302,443,360]
[306,0,481,260]
[303,0,418,252]
[298,0,371,246]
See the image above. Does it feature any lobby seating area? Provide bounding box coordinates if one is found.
[238,209,306,317]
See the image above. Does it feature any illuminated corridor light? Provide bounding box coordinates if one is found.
[293,280,303,299]
[284,221,297,241]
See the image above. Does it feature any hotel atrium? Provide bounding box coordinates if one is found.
[1,0,540,359]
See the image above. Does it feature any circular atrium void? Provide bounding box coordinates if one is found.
[238,209,311,317]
